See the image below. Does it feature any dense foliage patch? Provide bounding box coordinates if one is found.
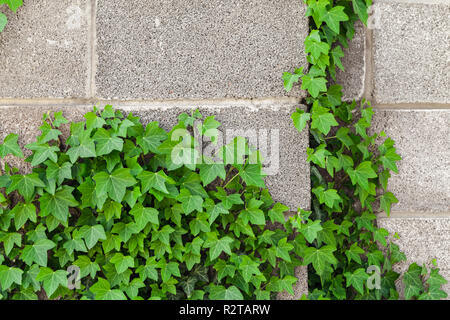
[0,106,318,300]
[283,0,447,300]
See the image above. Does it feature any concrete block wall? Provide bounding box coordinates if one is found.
[0,0,448,299]
[0,0,310,299]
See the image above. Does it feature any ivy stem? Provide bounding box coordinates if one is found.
[223,172,240,189]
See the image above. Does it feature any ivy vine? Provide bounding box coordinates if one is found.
[282,0,447,300]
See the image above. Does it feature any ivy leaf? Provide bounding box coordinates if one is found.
[90,278,127,300]
[303,245,337,275]
[78,225,107,250]
[130,203,159,231]
[137,170,169,194]
[110,253,135,274]
[78,177,106,209]
[10,202,36,230]
[136,259,158,282]
[347,161,377,192]
[379,148,402,174]
[24,143,59,167]
[426,268,448,287]
[312,186,341,208]
[37,122,61,144]
[268,203,289,224]
[3,0,23,13]
[0,13,7,32]
[300,220,323,243]
[84,111,106,131]
[73,256,100,279]
[418,285,448,300]
[301,75,327,98]
[344,268,369,295]
[102,200,122,221]
[0,133,24,158]
[7,174,46,202]
[345,243,365,264]
[93,128,124,156]
[0,266,23,290]
[374,228,389,247]
[66,130,97,163]
[304,31,330,59]
[36,267,67,297]
[39,186,78,223]
[198,162,226,186]
[352,0,369,26]
[0,232,21,255]
[204,234,233,260]
[403,263,424,300]
[239,164,265,188]
[282,68,304,92]
[93,168,137,203]
[276,238,294,262]
[45,161,72,185]
[158,260,181,282]
[214,260,236,282]
[63,238,87,255]
[52,111,68,128]
[291,109,311,133]
[319,6,349,34]
[209,285,243,300]
[311,105,338,135]
[20,239,56,267]
[136,122,167,154]
[331,46,345,71]
[268,276,298,295]
[176,189,203,214]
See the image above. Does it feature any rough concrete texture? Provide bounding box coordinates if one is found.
[95,0,308,100]
[373,1,450,104]
[377,216,450,296]
[0,103,310,211]
[277,266,308,300]
[371,109,450,213]
[0,0,90,98]
[335,21,365,101]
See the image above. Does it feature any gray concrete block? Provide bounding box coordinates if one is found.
[95,0,308,100]
[335,21,365,101]
[0,0,90,98]
[377,215,450,297]
[277,266,308,300]
[372,1,450,104]
[371,109,450,213]
[0,102,310,211]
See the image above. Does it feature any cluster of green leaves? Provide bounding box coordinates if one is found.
[0,105,322,300]
[283,0,447,300]
[0,0,22,32]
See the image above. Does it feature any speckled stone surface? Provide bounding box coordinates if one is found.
[277,266,308,300]
[335,21,365,101]
[0,103,310,211]
[371,109,450,213]
[378,216,450,297]
[95,0,308,99]
[372,1,450,103]
[0,0,90,98]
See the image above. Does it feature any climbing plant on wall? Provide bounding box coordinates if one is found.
[283,0,447,299]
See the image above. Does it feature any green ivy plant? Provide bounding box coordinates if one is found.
[0,105,324,300]
[0,0,22,32]
[283,0,447,300]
